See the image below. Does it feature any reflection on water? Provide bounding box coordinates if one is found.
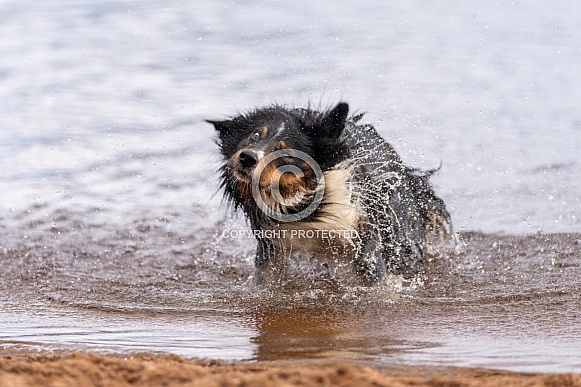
[2,0,581,375]
[251,306,431,362]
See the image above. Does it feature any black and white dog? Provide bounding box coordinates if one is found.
[208,102,453,284]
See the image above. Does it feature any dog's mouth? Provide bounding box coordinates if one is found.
[232,167,253,183]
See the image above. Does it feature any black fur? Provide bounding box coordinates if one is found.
[208,102,453,284]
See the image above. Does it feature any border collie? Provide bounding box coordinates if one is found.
[208,102,453,284]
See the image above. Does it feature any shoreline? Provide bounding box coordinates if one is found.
[1,351,579,387]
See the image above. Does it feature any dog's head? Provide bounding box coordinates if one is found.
[208,103,350,212]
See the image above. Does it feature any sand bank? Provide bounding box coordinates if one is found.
[1,352,579,387]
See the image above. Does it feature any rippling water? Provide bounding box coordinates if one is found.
[1,0,581,373]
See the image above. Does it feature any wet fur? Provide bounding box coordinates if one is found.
[208,102,453,284]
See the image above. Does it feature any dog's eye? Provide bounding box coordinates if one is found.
[251,131,260,141]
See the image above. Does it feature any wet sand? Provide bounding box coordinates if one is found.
[1,351,579,387]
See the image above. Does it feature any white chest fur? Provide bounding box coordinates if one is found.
[264,167,362,262]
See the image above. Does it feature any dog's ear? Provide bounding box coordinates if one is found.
[205,120,234,133]
[319,102,349,139]
[206,119,237,136]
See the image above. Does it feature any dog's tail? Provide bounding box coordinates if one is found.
[408,160,442,179]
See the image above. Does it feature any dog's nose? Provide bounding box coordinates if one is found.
[239,150,259,168]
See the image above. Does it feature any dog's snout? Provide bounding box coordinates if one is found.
[239,150,259,168]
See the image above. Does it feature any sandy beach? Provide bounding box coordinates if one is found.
[1,351,580,387]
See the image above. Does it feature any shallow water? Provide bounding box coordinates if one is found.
[1,0,581,374]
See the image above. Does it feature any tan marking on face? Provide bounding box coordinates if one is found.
[227,149,243,168]
[235,179,252,199]
[227,149,251,182]
[300,162,318,189]
[259,162,308,199]
[277,171,307,199]
[261,126,268,139]
[258,162,277,188]
[275,140,287,150]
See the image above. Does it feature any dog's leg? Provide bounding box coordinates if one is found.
[353,224,386,285]
[253,237,272,285]
[254,237,285,285]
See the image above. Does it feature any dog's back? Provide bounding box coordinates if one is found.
[341,116,453,273]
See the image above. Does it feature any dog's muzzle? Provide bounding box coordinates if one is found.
[239,150,259,168]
